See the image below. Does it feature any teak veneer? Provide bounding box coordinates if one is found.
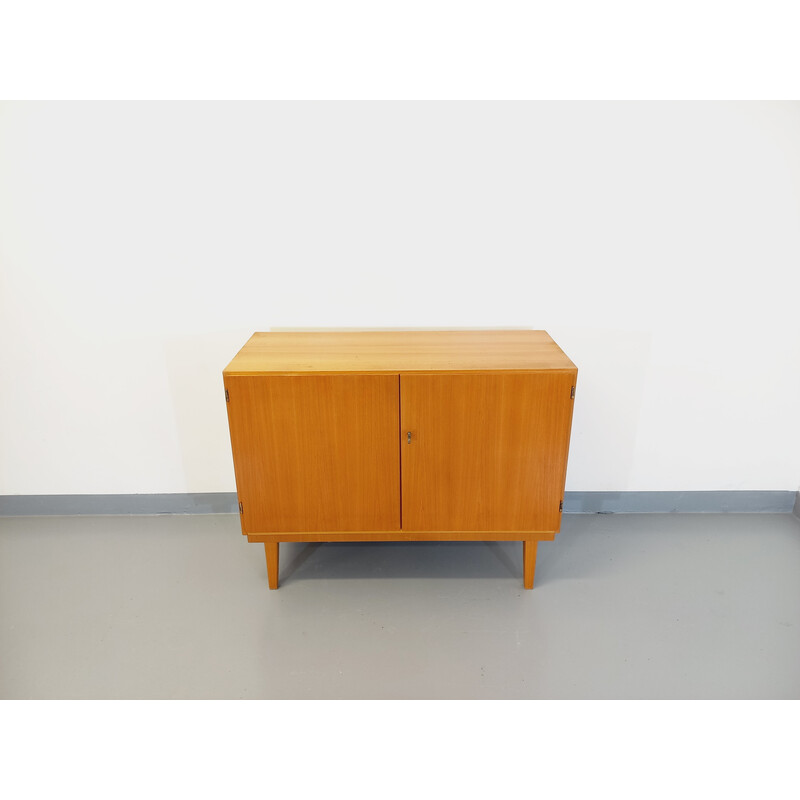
[223,330,577,589]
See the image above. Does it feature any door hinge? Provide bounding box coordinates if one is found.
[570,386,575,399]
[238,501,243,514]
[225,388,230,403]
[559,499,563,512]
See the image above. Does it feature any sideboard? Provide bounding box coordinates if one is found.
[223,330,577,589]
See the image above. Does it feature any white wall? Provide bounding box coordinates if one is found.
[1,102,799,495]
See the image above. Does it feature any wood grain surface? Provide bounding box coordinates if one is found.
[223,330,576,375]
[224,375,400,533]
[400,372,576,532]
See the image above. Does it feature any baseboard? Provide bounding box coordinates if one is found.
[0,493,237,516]
[0,491,797,516]
[563,491,797,514]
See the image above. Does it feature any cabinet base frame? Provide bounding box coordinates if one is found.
[252,531,557,590]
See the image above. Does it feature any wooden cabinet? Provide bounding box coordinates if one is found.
[223,330,577,590]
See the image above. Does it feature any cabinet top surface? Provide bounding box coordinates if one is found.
[223,330,576,375]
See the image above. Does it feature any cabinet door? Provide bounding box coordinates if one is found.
[400,373,575,532]
[225,375,400,533]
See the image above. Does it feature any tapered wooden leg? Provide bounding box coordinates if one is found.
[523,540,537,589]
[265,542,279,589]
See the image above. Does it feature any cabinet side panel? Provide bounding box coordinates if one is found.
[401,372,576,532]
[225,375,400,532]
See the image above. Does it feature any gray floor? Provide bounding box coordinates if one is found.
[1,512,799,699]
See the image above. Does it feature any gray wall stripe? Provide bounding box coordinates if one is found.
[0,491,797,516]
[563,491,796,514]
[0,493,238,516]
